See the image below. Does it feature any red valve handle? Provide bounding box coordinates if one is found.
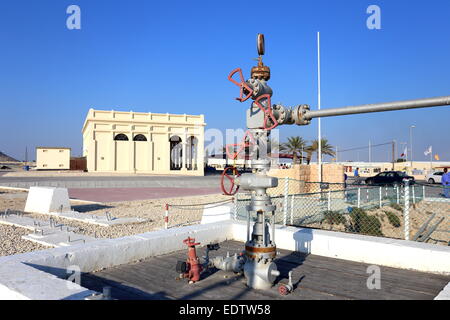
[225,130,256,160]
[228,68,254,102]
[278,284,289,296]
[220,166,240,196]
[184,237,200,246]
[254,94,279,131]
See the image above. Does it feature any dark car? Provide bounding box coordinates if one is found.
[365,171,415,186]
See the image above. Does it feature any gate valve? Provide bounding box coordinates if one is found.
[220,166,241,196]
[177,237,203,283]
[228,68,254,102]
[254,94,279,131]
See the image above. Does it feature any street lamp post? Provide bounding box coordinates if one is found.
[409,125,415,171]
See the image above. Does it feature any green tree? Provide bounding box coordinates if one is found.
[280,136,307,164]
[305,138,335,164]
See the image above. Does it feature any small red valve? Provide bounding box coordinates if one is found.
[178,237,203,283]
[220,167,240,196]
[254,94,279,131]
[228,68,254,102]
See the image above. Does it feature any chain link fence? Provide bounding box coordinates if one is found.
[235,178,449,246]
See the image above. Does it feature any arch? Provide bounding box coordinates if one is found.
[186,136,198,170]
[114,133,129,141]
[169,135,182,170]
[133,134,147,141]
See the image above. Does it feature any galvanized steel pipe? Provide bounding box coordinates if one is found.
[302,95,450,120]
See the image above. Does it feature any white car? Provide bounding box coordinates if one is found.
[425,172,444,184]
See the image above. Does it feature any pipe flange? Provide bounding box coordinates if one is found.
[250,159,271,169]
[294,104,311,126]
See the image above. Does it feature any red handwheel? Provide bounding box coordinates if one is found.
[254,94,279,131]
[228,68,253,102]
[220,167,241,196]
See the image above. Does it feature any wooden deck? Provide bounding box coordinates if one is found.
[81,241,449,300]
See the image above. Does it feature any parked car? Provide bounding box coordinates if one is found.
[425,171,444,184]
[365,171,415,186]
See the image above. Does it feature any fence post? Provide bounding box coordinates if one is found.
[422,185,426,200]
[290,195,294,225]
[412,185,416,204]
[379,187,382,208]
[283,177,289,226]
[404,180,410,240]
[396,186,400,204]
[357,188,361,208]
[164,204,169,229]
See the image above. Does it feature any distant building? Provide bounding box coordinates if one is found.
[82,109,205,175]
[36,147,71,170]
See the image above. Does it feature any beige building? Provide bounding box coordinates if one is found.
[36,147,71,170]
[82,109,205,175]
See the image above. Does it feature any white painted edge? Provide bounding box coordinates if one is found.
[434,282,450,300]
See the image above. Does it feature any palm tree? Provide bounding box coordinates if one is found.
[305,138,335,164]
[280,136,307,164]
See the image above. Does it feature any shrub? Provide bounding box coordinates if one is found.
[384,211,401,228]
[322,211,347,225]
[349,207,383,237]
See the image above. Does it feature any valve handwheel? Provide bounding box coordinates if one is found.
[228,68,254,102]
[278,284,289,296]
[220,167,240,196]
[254,94,279,130]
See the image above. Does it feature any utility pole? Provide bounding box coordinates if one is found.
[410,125,415,171]
[392,140,395,170]
[317,31,322,182]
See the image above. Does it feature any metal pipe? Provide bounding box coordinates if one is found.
[303,95,450,120]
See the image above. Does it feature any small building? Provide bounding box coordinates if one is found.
[36,147,71,170]
[82,109,205,175]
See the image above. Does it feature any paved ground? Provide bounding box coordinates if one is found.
[0,174,221,189]
[68,187,222,202]
[81,240,450,300]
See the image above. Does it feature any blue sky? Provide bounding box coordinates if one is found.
[0,0,449,162]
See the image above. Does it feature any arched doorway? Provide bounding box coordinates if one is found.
[169,136,182,170]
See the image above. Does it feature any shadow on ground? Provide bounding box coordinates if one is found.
[71,204,114,213]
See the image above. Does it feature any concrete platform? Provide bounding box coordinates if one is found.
[23,231,97,247]
[0,213,97,247]
[41,210,146,227]
[81,240,450,300]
